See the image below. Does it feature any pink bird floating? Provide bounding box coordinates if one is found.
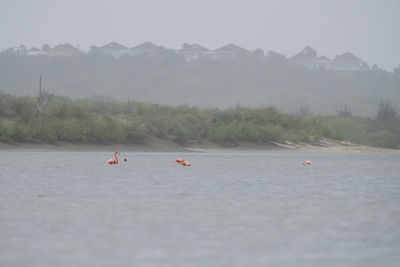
[175,158,191,167]
[107,151,120,165]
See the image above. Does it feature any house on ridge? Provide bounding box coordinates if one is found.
[315,55,331,69]
[97,42,134,58]
[290,47,369,72]
[214,43,250,60]
[331,52,368,71]
[178,43,214,61]
[131,42,166,57]
[47,43,82,57]
[27,47,46,56]
[289,46,317,68]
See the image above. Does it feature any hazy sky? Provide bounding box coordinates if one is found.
[1,0,399,70]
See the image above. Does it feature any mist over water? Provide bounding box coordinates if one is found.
[1,1,400,265]
[1,151,400,266]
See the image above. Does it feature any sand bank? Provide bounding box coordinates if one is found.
[0,138,399,153]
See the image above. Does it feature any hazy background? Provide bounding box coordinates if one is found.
[1,0,399,71]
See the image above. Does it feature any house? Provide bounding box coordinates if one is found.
[97,42,134,58]
[331,52,368,71]
[315,56,331,69]
[290,47,369,72]
[214,43,250,60]
[47,43,82,57]
[130,42,166,57]
[290,46,317,68]
[178,43,251,61]
[178,43,214,61]
[27,47,46,56]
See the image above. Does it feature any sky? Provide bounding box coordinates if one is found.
[0,0,399,70]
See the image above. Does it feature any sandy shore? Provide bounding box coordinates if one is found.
[0,138,399,153]
[186,138,400,153]
[0,140,188,152]
[271,138,400,154]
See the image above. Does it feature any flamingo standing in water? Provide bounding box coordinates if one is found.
[107,151,120,165]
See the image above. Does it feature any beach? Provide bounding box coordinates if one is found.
[1,137,398,153]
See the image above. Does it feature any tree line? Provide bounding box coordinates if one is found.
[1,52,399,115]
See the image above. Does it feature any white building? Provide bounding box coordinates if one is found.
[331,53,369,71]
[178,43,213,61]
[27,47,46,56]
[97,42,134,58]
[290,47,369,72]
[315,56,331,69]
[214,43,250,60]
[289,46,317,68]
[47,43,82,57]
[131,42,166,57]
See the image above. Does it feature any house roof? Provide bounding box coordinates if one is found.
[214,43,249,53]
[334,52,361,61]
[101,42,128,50]
[131,42,164,51]
[290,46,317,60]
[179,43,211,52]
[290,52,313,60]
[51,43,81,52]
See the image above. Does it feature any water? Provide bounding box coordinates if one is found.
[1,151,399,267]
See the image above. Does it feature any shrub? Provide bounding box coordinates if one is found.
[10,124,32,142]
[0,122,12,142]
[32,121,57,143]
[376,101,397,122]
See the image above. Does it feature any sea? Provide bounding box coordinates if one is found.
[1,151,399,267]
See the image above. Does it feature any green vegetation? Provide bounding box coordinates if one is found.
[0,93,399,148]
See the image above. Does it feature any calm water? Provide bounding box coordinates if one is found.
[1,151,399,267]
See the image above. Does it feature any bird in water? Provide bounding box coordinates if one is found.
[107,151,120,165]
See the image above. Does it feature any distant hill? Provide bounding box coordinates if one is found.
[0,51,399,115]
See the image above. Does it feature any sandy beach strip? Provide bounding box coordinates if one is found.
[1,138,399,153]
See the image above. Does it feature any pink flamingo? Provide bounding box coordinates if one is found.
[107,151,120,165]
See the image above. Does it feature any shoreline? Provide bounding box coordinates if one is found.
[1,138,399,153]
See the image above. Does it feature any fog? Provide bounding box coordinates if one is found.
[1,0,399,70]
[0,0,399,115]
[2,3,400,266]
